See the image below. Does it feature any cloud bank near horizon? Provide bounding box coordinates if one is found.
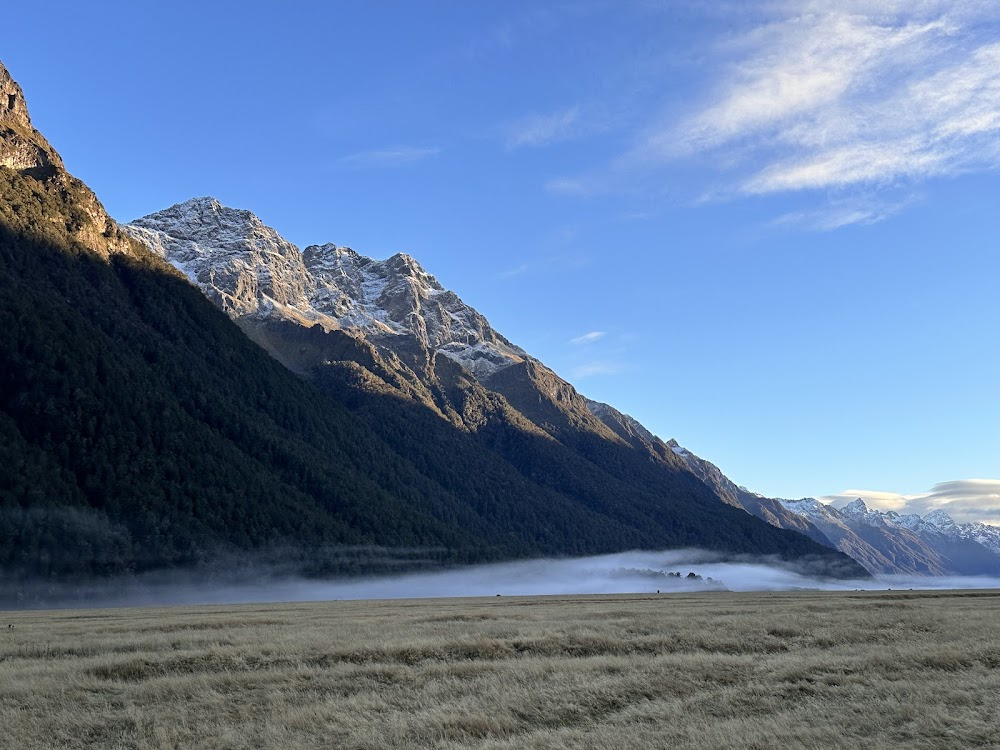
[822,479,1000,525]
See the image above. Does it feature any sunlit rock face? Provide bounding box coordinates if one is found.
[125,199,526,381]
[0,62,137,259]
[125,198,318,320]
[0,63,63,177]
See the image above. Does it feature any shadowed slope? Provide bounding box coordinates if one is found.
[0,59,867,595]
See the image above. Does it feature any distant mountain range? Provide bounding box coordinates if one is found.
[779,498,1000,576]
[1,60,865,600]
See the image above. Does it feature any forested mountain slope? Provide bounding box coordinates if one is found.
[0,60,866,596]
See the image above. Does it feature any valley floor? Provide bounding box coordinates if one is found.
[1,590,998,749]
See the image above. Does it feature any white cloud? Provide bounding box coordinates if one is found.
[661,3,1000,198]
[569,331,606,345]
[539,2,996,226]
[507,106,584,149]
[336,146,441,169]
[821,479,1000,525]
[770,194,916,231]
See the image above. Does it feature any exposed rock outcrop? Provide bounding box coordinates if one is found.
[0,61,138,259]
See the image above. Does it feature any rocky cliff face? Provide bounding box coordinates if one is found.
[125,199,710,469]
[0,62,137,259]
[0,64,63,177]
[126,198,526,378]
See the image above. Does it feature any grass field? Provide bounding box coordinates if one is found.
[1,589,999,749]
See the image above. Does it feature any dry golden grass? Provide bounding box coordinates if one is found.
[2,589,999,749]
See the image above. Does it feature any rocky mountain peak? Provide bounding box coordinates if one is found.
[840,498,869,516]
[134,197,276,243]
[382,252,445,292]
[125,199,527,377]
[125,198,315,317]
[0,62,64,177]
[0,60,135,258]
[923,509,957,530]
[303,242,362,264]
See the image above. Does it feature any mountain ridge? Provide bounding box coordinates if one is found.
[122,196,867,575]
[830,498,1000,575]
[0,59,867,600]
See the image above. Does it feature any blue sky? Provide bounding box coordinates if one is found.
[5,1,999,521]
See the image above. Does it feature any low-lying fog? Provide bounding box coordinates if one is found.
[15,550,1000,610]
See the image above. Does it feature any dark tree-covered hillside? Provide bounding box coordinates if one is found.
[0,164,868,595]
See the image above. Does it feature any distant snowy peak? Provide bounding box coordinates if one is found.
[923,509,959,531]
[834,499,960,535]
[124,198,526,378]
[663,438,689,457]
[778,498,843,526]
[964,522,1000,556]
[829,499,1000,551]
[839,498,871,519]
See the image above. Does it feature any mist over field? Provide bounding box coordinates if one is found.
[7,549,1000,610]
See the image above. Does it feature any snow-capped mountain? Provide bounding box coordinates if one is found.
[119,200,878,578]
[125,198,525,380]
[835,499,1000,572]
[776,498,949,575]
[124,199,864,553]
[841,499,962,538]
[777,497,1000,576]
[962,522,1000,557]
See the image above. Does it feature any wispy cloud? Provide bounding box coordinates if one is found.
[506,106,585,149]
[543,2,1000,227]
[770,193,918,231]
[496,263,531,280]
[569,331,606,345]
[821,479,1000,525]
[571,360,625,379]
[336,146,441,169]
[655,2,1000,201]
